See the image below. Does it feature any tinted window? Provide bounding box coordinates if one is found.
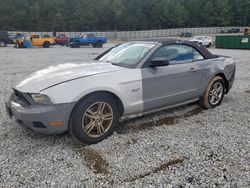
[151,45,204,65]
[33,35,39,39]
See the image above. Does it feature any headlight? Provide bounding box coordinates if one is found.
[30,94,52,105]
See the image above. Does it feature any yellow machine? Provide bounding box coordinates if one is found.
[244,27,250,35]
[15,34,55,48]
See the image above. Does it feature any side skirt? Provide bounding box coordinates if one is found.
[120,98,200,121]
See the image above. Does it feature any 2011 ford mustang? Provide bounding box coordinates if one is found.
[5,39,236,144]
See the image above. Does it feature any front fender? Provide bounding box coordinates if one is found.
[41,69,143,115]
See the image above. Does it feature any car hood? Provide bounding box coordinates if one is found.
[14,61,124,93]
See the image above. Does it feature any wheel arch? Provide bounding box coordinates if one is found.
[69,90,124,125]
[43,41,51,44]
[214,72,229,93]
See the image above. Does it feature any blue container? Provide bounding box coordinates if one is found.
[23,40,33,48]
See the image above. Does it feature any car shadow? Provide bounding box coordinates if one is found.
[116,103,204,134]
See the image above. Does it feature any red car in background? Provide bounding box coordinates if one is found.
[55,34,69,45]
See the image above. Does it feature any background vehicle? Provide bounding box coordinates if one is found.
[15,33,25,39]
[55,34,69,45]
[69,33,107,48]
[180,32,192,38]
[227,28,240,33]
[244,27,250,35]
[0,31,14,47]
[15,34,55,48]
[6,39,236,144]
[189,36,213,47]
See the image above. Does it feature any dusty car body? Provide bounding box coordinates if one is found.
[15,34,55,48]
[55,34,69,45]
[6,39,236,144]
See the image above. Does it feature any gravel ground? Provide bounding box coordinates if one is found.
[0,44,249,188]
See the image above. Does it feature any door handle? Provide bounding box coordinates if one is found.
[190,68,196,72]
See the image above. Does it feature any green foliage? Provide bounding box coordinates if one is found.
[0,0,249,31]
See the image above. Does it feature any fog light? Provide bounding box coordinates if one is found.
[49,121,64,126]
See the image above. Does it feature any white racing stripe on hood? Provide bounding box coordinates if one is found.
[14,61,124,93]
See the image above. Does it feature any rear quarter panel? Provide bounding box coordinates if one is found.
[198,57,235,95]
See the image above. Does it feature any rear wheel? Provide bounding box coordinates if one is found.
[69,93,120,144]
[207,43,212,48]
[96,41,103,48]
[0,40,6,47]
[200,76,225,109]
[43,41,50,48]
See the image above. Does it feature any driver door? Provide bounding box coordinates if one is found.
[141,44,204,112]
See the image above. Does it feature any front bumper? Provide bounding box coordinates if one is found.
[5,93,75,135]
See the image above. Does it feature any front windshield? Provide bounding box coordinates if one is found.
[98,42,156,68]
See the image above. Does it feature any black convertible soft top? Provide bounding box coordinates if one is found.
[134,38,218,59]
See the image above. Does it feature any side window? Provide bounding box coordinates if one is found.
[193,49,204,61]
[33,35,39,39]
[151,45,204,65]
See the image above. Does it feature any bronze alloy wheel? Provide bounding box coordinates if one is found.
[209,82,224,105]
[82,102,113,138]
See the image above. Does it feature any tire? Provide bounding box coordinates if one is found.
[0,40,6,47]
[71,42,80,48]
[43,41,50,48]
[69,93,120,144]
[200,76,225,109]
[96,41,103,48]
[207,43,212,48]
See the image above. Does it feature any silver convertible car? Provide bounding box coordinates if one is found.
[6,39,236,144]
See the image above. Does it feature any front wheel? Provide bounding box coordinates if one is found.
[71,42,80,48]
[69,93,120,144]
[43,41,50,48]
[200,76,225,109]
[95,41,103,48]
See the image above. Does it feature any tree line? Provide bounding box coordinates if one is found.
[0,0,249,32]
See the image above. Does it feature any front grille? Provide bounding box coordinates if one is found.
[13,90,30,106]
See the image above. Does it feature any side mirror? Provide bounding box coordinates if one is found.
[149,57,170,67]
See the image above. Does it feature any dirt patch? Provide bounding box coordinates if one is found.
[245,90,250,94]
[124,157,184,182]
[119,107,203,134]
[71,142,109,174]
